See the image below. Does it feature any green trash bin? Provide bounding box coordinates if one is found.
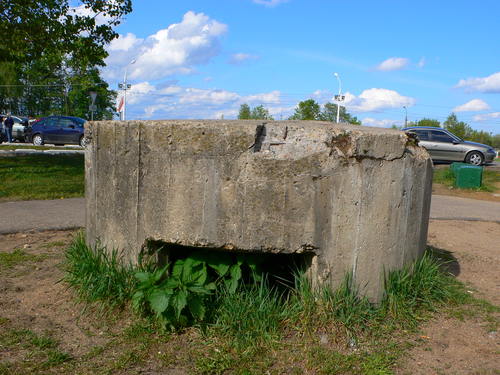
[454,165,483,189]
[450,162,468,176]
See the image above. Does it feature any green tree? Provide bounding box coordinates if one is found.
[238,104,251,119]
[0,0,132,66]
[250,105,273,120]
[415,118,440,127]
[237,104,274,120]
[289,99,321,120]
[320,102,361,124]
[0,0,130,117]
[443,113,472,139]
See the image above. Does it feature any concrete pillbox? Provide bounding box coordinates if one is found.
[85,120,433,302]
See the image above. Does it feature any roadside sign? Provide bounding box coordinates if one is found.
[89,104,97,112]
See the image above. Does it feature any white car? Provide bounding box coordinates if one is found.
[1,115,29,142]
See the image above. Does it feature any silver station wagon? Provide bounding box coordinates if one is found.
[403,126,497,165]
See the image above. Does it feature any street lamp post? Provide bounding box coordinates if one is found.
[333,72,345,123]
[118,59,136,121]
[403,106,408,127]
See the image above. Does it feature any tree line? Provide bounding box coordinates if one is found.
[238,99,361,124]
[0,0,132,120]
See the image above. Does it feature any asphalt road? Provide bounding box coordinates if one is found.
[0,198,85,234]
[1,195,499,235]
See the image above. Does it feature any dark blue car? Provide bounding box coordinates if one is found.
[28,116,86,146]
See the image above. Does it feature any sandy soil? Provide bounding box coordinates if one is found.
[1,222,499,374]
[0,231,116,361]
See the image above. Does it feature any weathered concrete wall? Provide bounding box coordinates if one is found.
[85,120,432,302]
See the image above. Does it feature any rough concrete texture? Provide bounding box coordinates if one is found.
[85,120,433,302]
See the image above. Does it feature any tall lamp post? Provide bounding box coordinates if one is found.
[403,106,408,127]
[333,72,345,123]
[118,59,136,121]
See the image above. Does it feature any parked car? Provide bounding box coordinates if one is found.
[403,126,497,165]
[0,114,29,142]
[27,115,86,147]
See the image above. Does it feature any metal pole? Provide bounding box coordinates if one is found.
[403,106,408,127]
[334,73,342,123]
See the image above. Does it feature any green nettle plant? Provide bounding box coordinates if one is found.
[132,251,263,327]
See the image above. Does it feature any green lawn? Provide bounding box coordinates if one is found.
[0,155,84,201]
[433,166,500,192]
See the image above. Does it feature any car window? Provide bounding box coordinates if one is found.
[74,118,85,127]
[45,117,60,128]
[59,118,77,128]
[430,131,454,143]
[414,130,430,141]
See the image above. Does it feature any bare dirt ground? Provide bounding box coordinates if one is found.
[1,222,499,374]
[397,220,500,375]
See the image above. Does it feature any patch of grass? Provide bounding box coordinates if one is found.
[0,154,84,201]
[211,280,287,350]
[64,232,137,309]
[0,249,46,271]
[62,238,495,374]
[381,252,467,326]
[433,167,499,192]
[42,349,72,367]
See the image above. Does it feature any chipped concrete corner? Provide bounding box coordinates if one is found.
[85,120,433,302]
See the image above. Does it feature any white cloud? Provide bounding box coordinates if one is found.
[362,118,400,128]
[103,11,227,81]
[108,33,142,52]
[473,112,500,122]
[129,82,284,119]
[243,90,281,104]
[179,88,240,105]
[375,57,409,71]
[67,4,114,26]
[453,99,490,112]
[253,0,289,7]
[342,88,415,112]
[229,53,259,65]
[455,72,500,93]
[417,57,426,68]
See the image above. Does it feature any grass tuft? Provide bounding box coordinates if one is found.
[382,252,467,325]
[212,280,287,349]
[63,232,136,308]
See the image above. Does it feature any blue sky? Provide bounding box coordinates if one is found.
[101,0,500,132]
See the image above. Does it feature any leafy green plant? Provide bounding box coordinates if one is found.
[132,250,265,328]
[133,259,215,327]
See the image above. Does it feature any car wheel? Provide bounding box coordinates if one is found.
[465,151,484,166]
[79,136,86,147]
[33,134,44,146]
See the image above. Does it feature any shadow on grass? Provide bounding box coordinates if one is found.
[427,245,460,277]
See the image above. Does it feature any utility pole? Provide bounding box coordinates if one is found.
[333,72,345,123]
[403,106,408,127]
